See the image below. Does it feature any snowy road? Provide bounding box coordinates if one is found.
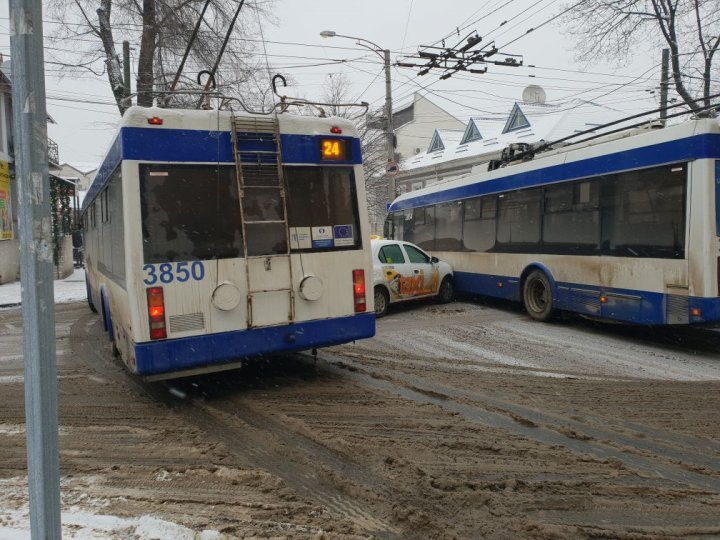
[1,299,720,538]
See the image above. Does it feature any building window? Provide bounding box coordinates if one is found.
[460,120,482,144]
[502,104,531,134]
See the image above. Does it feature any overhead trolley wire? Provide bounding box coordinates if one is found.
[495,0,591,50]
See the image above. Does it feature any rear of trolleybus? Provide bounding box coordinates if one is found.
[106,107,374,378]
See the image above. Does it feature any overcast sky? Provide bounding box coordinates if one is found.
[0,0,661,166]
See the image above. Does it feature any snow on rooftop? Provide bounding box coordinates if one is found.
[399,99,629,172]
[62,162,99,174]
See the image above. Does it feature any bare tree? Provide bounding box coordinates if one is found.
[563,0,720,113]
[322,74,389,235]
[46,0,275,115]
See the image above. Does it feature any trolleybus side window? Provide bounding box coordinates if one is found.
[139,164,243,263]
[543,180,600,255]
[96,168,125,285]
[462,196,497,252]
[604,164,686,258]
[408,206,435,250]
[496,188,543,252]
[284,166,362,251]
[435,201,463,251]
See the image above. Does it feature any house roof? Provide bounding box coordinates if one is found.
[1,60,57,124]
[60,162,98,175]
[400,99,628,172]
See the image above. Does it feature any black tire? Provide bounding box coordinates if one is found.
[86,274,98,313]
[374,286,389,318]
[522,270,554,321]
[437,276,454,304]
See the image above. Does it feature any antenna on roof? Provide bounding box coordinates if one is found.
[522,85,546,104]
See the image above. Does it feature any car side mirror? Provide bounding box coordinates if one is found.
[431,256,439,264]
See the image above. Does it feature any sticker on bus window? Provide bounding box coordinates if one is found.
[311,226,334,248]
[290,227,312,249]
[333,224,354,246]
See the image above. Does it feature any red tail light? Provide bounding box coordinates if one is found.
[353,269,366,313]
[147,116,163,125]
[146,287,167,340]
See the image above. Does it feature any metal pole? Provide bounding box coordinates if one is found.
[9,0,62,537]
[123,40,131,102]
[660,48,670,124]
[384,49,395,202]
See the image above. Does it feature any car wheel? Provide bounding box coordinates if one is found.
[374,286,389,318]
[522,270,554,321]
[437,276,454,304]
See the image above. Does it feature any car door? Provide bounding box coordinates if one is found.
[401,243,441,298]
[377,243,411,302]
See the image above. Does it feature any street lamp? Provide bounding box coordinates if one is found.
[320,30,395,203]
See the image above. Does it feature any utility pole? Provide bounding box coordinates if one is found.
[319,31,397,204]
[660,48,670,124]
[383,49,395,202]
[123,40,131,107]
[9,0,62,537]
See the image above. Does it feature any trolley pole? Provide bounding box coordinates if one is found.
[9,0,62,537]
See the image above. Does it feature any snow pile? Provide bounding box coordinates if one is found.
[0,268,87,308]
[0,509,224,539]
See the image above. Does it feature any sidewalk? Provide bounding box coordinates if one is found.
[0,268,87,308]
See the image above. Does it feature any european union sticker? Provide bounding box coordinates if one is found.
[333,224,354,246]
[311,226,334,248]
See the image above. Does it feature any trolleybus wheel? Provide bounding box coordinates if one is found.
[374,286,389,318]
[86,274,97,313]
[522,270,554,321]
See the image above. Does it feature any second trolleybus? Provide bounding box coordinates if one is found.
[386,118,720,325]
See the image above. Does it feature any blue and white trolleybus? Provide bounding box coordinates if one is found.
[387,119,720,325]
[82,106,375,378]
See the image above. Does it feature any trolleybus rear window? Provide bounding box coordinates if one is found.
[140,164,244,263]
[284,166,362,251]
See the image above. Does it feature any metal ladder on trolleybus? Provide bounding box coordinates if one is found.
[231,116,294,328]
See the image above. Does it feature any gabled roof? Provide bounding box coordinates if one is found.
[60,162,98,175]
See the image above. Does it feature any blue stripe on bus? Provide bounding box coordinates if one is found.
[82,128,362,212]
[454,270,720,324]
[390,133,720,211]
[133,312,375,375]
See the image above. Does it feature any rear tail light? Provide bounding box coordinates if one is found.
[146,287,167,340]
[352,269,366,313]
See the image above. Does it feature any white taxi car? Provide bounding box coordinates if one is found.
[371,239,454,317]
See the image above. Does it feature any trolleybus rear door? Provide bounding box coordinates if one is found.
[233,116,294,328]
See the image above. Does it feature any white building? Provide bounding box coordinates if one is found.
[0,62,68,285]
[56,162,97,191]
[394,99,631,195]
[392,93,465,162]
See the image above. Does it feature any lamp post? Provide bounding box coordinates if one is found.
[320,31,395,203]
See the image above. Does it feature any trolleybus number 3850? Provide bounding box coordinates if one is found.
[143,261,206,285]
